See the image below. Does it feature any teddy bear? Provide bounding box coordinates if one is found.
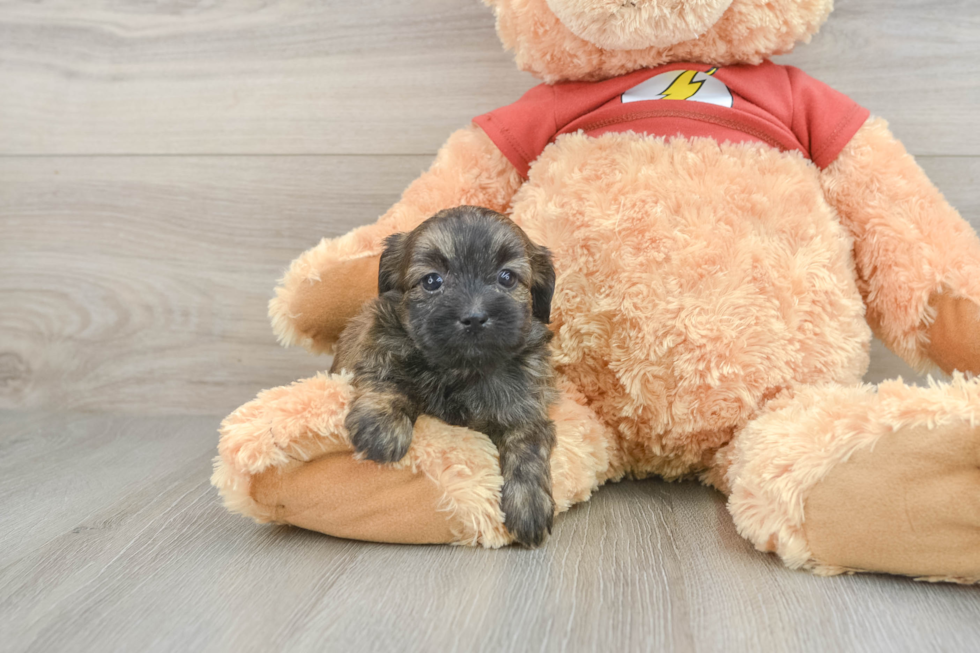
[212,0,980,581]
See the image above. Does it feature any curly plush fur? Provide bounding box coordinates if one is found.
[489,0,834,82]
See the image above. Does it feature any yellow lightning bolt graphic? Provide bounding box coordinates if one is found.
[658,67,719,101]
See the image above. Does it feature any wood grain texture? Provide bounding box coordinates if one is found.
[0,0,976,156]
[2,413,979,653]
[0,0,525,156]
[0,155,430,415]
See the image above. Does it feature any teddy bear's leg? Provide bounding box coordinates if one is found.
[822,117,980,375]
[212,374,619,546]
[269,125,522,353]
[718,378,980,581]
[212,372,466,544]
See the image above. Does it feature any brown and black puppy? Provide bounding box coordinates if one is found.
[330,205,558,547]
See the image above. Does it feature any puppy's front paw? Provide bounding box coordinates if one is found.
[501,481,555,548]
[345,403,415,464]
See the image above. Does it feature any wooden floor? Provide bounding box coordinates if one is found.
[1,0,978,651]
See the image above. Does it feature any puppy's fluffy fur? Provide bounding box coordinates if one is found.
[331,206,558,546]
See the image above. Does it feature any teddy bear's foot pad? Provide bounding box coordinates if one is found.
[804,420,980,581]
[249,452,457,545]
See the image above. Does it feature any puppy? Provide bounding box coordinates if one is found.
[330,205,558,547]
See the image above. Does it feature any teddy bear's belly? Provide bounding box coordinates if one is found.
[510,132,872,478]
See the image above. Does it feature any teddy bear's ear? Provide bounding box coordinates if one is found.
[378,232,408,294]
[530,245,556,323]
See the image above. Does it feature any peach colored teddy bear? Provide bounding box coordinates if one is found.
[213,0,980,581]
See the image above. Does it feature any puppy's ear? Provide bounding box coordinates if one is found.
[378,232,408,294]
[529,245,556,323]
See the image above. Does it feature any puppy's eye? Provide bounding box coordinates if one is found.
[498,269,518,289]
[421,273,443,292]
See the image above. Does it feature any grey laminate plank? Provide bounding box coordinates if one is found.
[665,481,980,653]
[0,155,430,415]
[0,0,977,156]
[0,0,525,156]
[1,412,978,653]
[0,412,219,564]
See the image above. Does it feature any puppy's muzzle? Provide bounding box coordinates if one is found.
[459,310,489,334]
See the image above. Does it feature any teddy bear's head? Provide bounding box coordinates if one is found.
[486,0,833,82]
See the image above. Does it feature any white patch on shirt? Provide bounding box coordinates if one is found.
[622,68,734,108]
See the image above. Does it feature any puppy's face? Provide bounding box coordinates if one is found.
[378,206,555,368]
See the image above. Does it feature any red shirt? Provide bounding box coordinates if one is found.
[474,61,869,178]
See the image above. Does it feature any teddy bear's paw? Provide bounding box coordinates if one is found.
[271,254,382,352]
[217,373,355,475]
[501,480,555,548]
[926,292,980,376]
[803,419,980,581]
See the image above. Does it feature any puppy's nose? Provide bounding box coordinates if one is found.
[459,311,489,332]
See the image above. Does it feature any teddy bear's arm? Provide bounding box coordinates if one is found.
[269,125,523,352]
[821,116,980,374]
